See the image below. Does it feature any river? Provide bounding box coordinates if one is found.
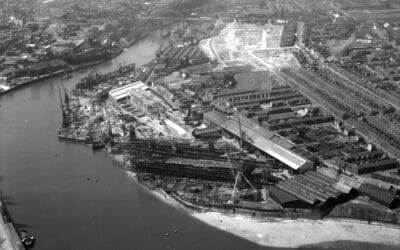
[0,28,268,249]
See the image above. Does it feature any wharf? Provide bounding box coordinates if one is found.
[0,58,110,97]
[58,133,87,143]
[0,70,66,97]
[0,199,24,250]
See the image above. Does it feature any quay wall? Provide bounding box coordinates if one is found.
[170,193,322,220]
[0,200,24,250]
[327,203,400,225]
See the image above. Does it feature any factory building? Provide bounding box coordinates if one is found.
[271,170,357,210]
[108,81,147,104]
[204,111,313,173]
[268,186,312,209]
[358,183,399,209]
[346,159,399,175]
[109,81,171,115]
[129,87,169,116]
[214,86,302,109]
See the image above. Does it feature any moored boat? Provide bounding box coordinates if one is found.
[20,229,35,248]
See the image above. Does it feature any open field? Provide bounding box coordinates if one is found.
[199,22,299,71]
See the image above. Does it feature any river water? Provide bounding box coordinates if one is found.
[0,29,268,249]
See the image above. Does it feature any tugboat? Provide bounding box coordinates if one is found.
[20,229,35,248]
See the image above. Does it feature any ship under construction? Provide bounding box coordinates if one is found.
[111,126,277,186]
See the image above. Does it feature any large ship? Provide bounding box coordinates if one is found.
[62,47,122,64]
[75,63,135,91]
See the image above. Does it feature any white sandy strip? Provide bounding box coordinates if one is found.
[0,217,14,250]
[192,212,400,248]
[122,165,400,248]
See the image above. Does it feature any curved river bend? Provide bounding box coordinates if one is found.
[0,29,266,250]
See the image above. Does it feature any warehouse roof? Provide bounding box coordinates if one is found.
[269,185,298,205]
[358,183,398,209]
[109,81,147,101]
[205,111,312,171]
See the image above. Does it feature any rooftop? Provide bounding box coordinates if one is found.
[205,111,312,171]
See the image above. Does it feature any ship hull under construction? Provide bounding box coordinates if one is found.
[134,160,254,183]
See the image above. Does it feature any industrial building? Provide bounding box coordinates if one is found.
[273,170,355,210]
[204,111,313,173]
[268,186,311,209]
[346,159,399,175]
[129,86,170,115]
[109,81,148,103]
[358,183,399,209]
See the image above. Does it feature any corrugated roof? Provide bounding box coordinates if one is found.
[276,182,317,205]
[358,183,397,208]
[109,81,146,100]
[305,171,336,186]
[333,182,353,194]
[286,178,330,202]
[205,111,310,170]
[269,186,298,204]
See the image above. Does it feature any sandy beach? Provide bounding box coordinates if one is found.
[122,167,400,248]
[114,153,400,249]
[192,211,400,248]
[0,217,17,250]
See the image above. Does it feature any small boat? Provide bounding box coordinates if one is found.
[20,229,35,247]
[61,73,73,80]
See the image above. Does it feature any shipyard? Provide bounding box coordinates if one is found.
[1,0,400,249]
[57,0,400,234]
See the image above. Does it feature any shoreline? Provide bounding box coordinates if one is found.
[51,17,400,247]
[0,20,176,98]
[106,152,400,248]
[192,211,400,248]
[0,198,24,250]
[0,58,110,97]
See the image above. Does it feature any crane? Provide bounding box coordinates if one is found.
[224,146,256,205]
[224,146,237,180]
[232,106,254,152]
[232,106,244,153]
[229,171,256,205]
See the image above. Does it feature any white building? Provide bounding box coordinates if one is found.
[109,81,147,103]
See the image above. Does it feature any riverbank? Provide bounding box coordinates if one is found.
[108,153,400,249]
[0,21,177,98]
[132,171,400,248]
[0,199,23,250]
[193,212,400,248]
[0,69,66,97]
[0,57,115,97]
[1,22,245,250]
